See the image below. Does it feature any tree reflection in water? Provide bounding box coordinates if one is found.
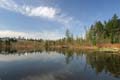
[86,52,120,78]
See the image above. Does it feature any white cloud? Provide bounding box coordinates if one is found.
[0,0,80,28]
[29,7,57,18]
[0,0,58,19]
[0,30,64,40]
[0,0,18,10]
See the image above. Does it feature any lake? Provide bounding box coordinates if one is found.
[0,51,119,80]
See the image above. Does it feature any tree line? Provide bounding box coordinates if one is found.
[86,14,120,45]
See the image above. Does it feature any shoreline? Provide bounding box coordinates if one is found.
[0,43,120,53]
[49,45,120,53]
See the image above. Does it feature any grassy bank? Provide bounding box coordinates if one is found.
[46,43,120,53]
[0,39,120,53]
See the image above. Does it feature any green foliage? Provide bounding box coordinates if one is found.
[65,29,74,43]
[86,14,120,44]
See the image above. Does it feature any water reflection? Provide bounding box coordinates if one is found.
[86,53,120,78]
[0,49,119,80]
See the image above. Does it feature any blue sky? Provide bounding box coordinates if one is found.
[0,0,120,40]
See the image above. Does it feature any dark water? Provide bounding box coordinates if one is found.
[0,51,120,80]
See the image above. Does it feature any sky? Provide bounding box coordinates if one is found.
[0,0,120,40]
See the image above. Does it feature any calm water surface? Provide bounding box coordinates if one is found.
[0,51,119,80]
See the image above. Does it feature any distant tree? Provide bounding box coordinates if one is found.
[65,29,71,39]
[86,25,97,45]
[0,38,2,47]
[65,29,74,43]
[105,14,119,43]
[94,21,104,43]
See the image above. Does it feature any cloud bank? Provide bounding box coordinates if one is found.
[0,30,64,40]
[0,0,58,19]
